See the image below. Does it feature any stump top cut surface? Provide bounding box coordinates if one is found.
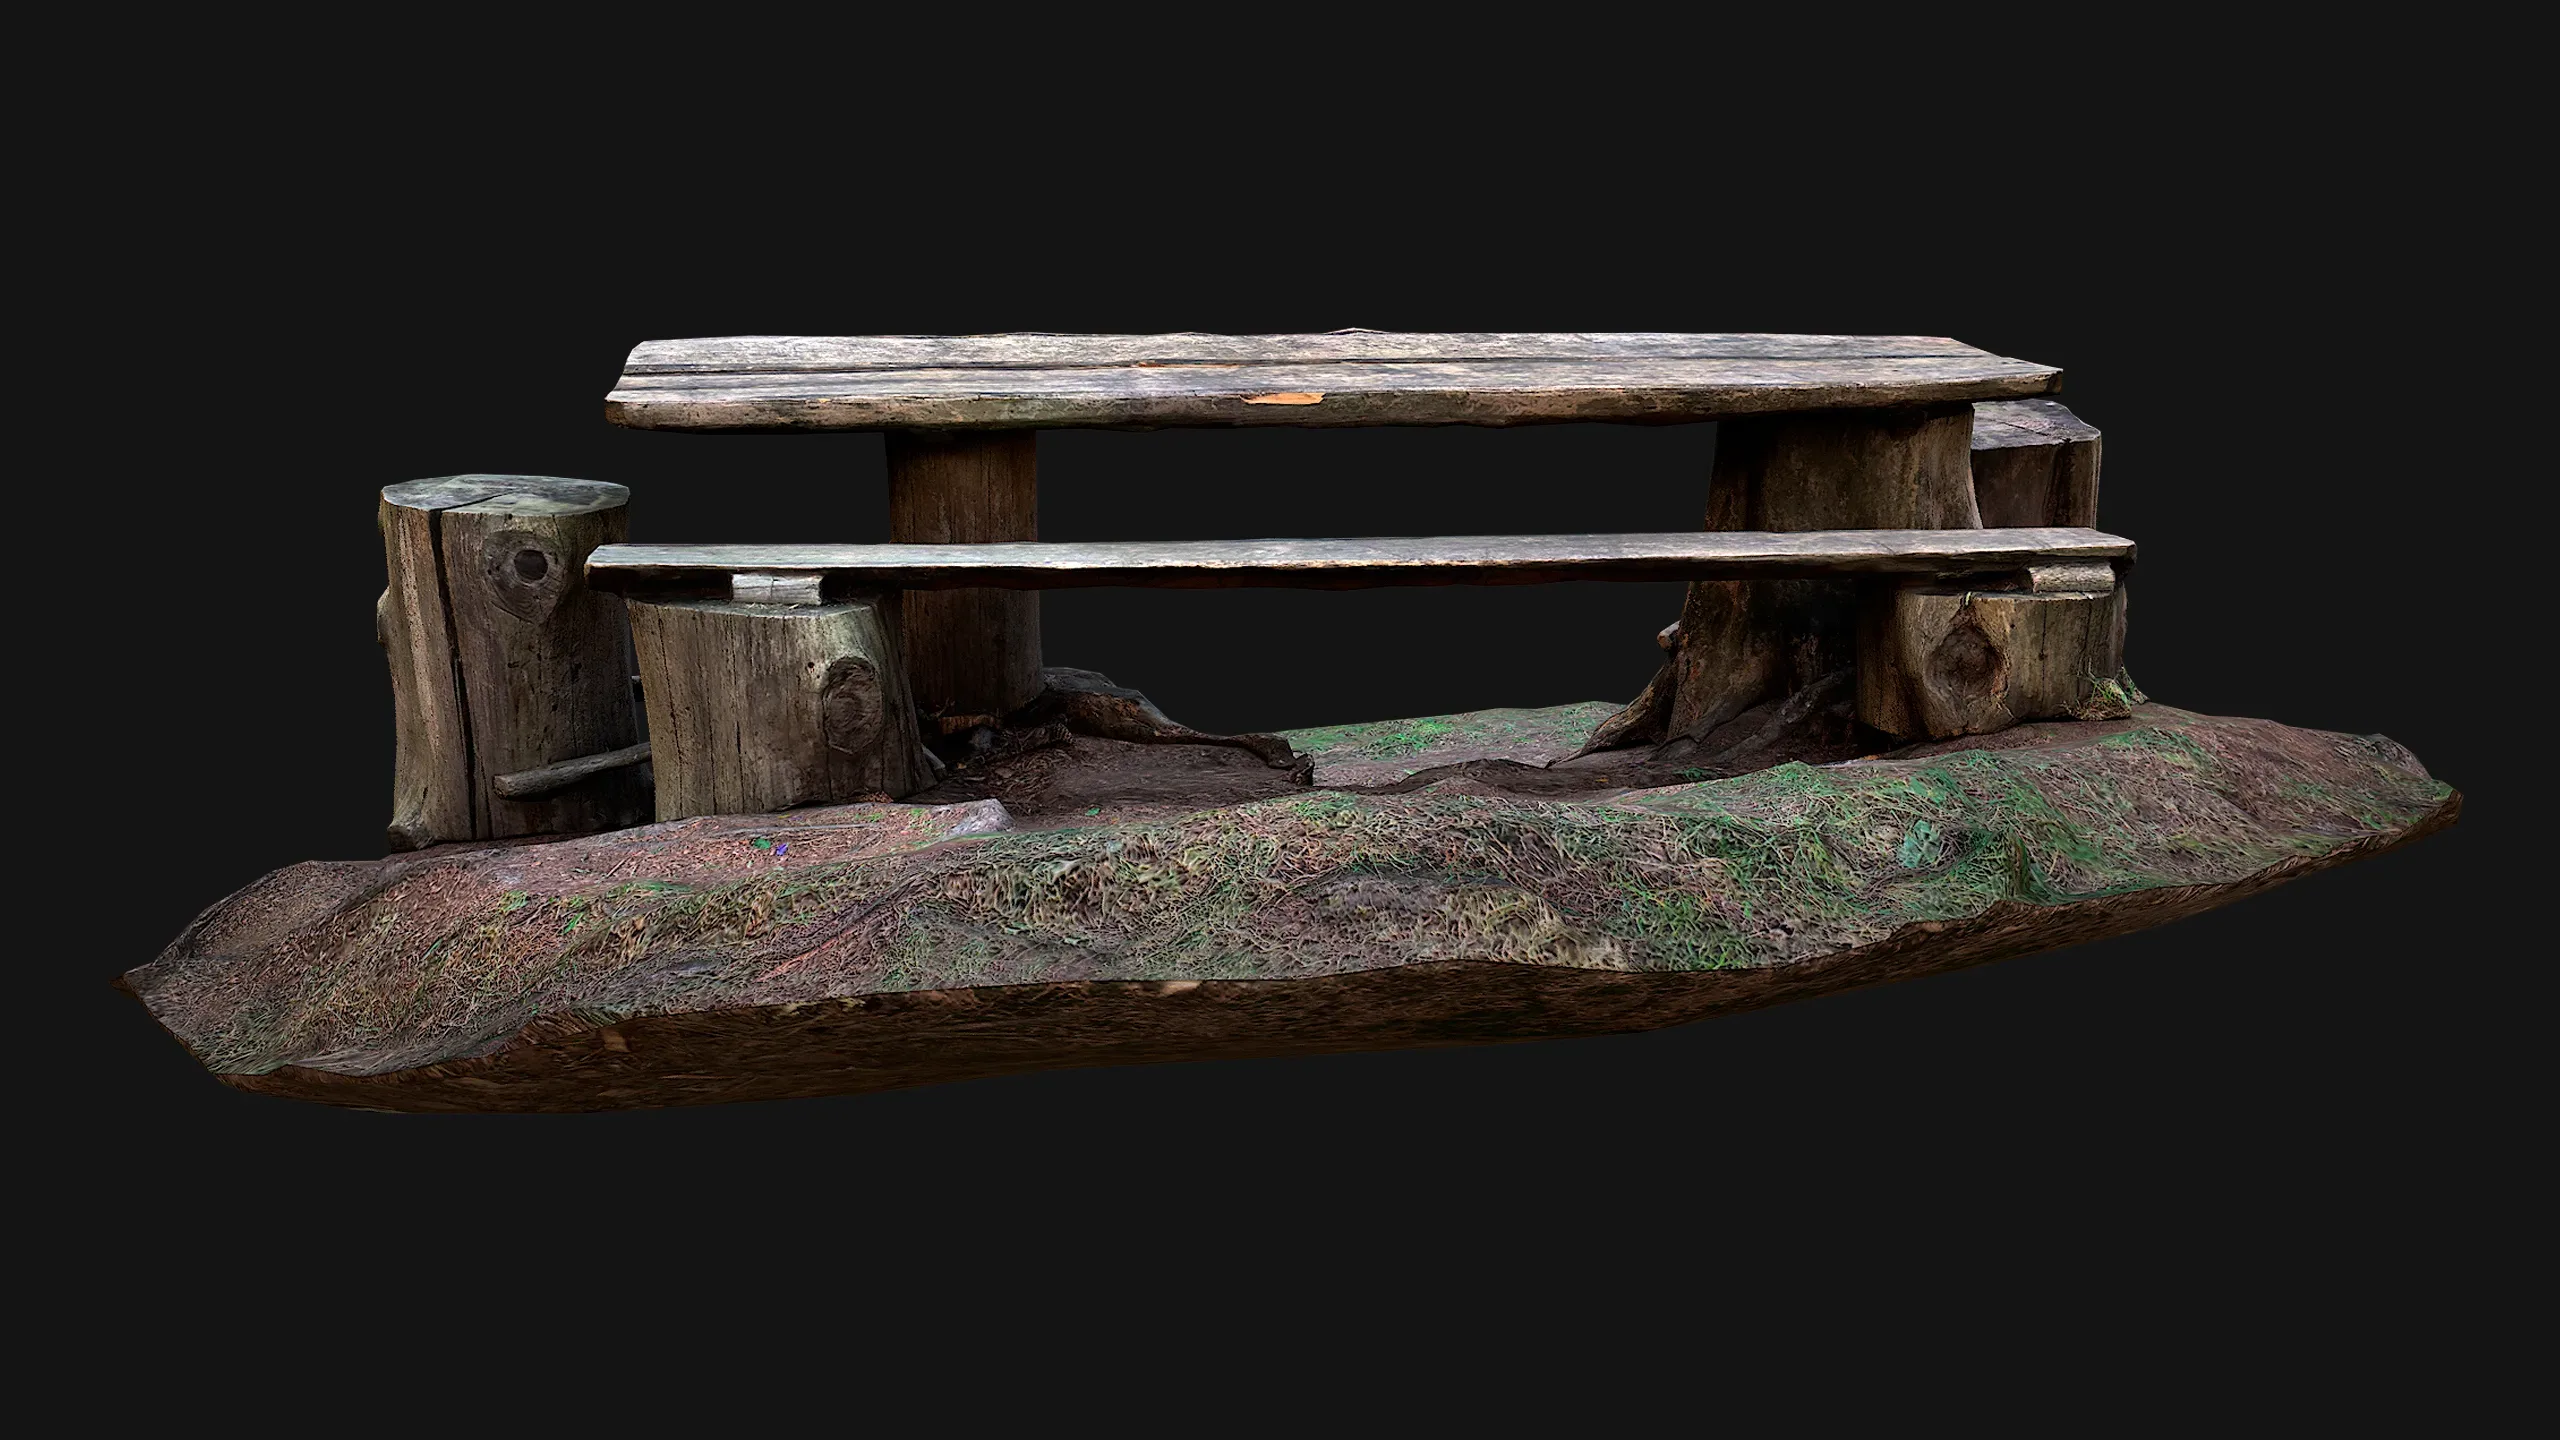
[382,474,629,516]
[1971,398,2102,450]
[605,330,2064,431]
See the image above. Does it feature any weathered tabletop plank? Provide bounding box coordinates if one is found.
[588,528,2132,594]
[606,331,2063,431]
[624,331,2007,373]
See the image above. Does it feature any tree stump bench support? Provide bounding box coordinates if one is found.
[376,475,650,850]
[1855,564,2131,739]
[626,579,935,822]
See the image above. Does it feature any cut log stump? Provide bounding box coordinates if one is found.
[885,430,1043,720]
[1971,398,2101,528]
[377,475,648,851]
[1856,577,2132,740]
[628,593,933,820]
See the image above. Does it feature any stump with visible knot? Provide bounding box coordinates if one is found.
[1855,567,2132,739]
[628,586,933,821]
[377,475,649,851]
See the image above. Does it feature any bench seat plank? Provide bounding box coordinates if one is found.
[607,332,2062,431]
[588,528,2132,594]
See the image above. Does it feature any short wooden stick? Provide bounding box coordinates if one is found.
[493,742,654,800]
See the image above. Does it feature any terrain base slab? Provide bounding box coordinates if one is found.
[122,704,2457,1111]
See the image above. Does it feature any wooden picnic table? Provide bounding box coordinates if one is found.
[605,330,2087,736]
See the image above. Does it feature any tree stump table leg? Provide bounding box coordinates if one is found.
[885,430,1042,721]
[378,475,649,850]
[1597,404,1981,751]
[628,591,933,821]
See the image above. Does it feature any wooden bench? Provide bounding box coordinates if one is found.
[586,526,2132,815]
[586,528,2131,593]
[599,331,2127,816]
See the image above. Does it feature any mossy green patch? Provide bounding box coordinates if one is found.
[1283,701,1622,778]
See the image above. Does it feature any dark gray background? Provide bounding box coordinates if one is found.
[56,172,2508,1315]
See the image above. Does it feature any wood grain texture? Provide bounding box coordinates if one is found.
[2027,562,2116,594]
[587,528,2130,594]
[378,476,646,848]
[1971,398,2102,528]
[492,741,653,800]
[1659,404,1985,744]
[607,332,2062,431]
[625,330,2006,372]
[381,475,634,515]
[1971,398,2101,450]
[1712,403,1986,532]
[1856,584,2131,739]
[629,594,932,819]
[731,572,824,605]
[884,430,1043,716]
[436,482,650,839]
[377,497,472,851]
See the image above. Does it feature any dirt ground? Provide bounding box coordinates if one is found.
[124,702,2458,1111]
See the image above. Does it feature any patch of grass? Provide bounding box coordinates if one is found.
[1282,702,1620,767]
[2097,725,2212,767]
